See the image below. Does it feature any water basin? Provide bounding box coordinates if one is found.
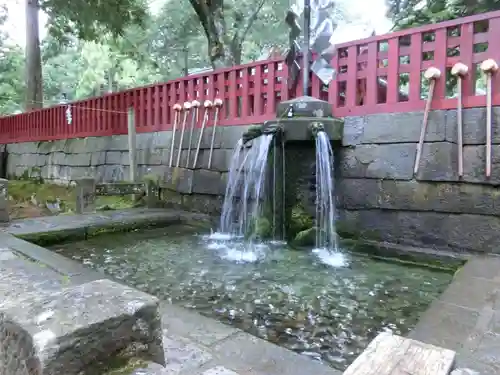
[50,225,453,371]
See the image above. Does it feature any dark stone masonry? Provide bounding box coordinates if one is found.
[337,106,500,253]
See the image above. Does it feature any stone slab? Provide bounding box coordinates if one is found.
[191,169,223,195]
[446,106,500,145]
[163,167,194,194]
[337,178,500,216]
[212,332,339,375]
[0,279,165,375]
[360,111,447,144]
[340,143,416,180]
[343,332,455,375]
[339,208,500,253]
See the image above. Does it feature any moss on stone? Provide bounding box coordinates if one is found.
[291,227,316,248]
[286,205,314,244]
[255,217,272,238]
[242,124,264,144]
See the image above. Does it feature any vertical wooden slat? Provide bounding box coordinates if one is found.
[460,23,474,102]
[346,45,358,108]
[386,38,400,104]
[267,62,277,116]
[254,65,262,117]
[228,69,238,119]
[433,28,448,100]
[365,41,379,107]
[409,33,423,102]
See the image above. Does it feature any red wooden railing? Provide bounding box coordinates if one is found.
[1,10,500,144]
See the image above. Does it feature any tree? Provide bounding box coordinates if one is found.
[0,4,24,114]
[387,0,500,30]
[25,0,149,110]
[187,0,289,68]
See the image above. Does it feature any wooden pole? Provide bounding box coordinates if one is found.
[127,107,137,182]
[414,67,441,175]
[451,62,469,177]
[480,59,498,178]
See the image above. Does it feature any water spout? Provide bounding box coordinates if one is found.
[314,131,339,251]
[219,134,274,240]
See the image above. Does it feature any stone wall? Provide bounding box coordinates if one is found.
[4,125,252,215]
[337,107,500,253]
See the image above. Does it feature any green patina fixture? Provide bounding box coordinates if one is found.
[308,121,326,140]
[242,122,283,145]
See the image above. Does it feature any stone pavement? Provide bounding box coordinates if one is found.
[409,255,500,375]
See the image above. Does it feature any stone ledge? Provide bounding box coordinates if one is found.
[0,279,165,375]
[337,178,500,216]
[338,209,500,253]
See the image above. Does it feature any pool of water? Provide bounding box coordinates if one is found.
[51,226,453,371]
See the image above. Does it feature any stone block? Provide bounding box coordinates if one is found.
[136,132,156,150]
[90,151,106,166]
[182,194,223,215]
[198,149,233,172]
[340,143,416,180]
[339,178,500,216]
[342,116,365,146]
[218,125,252,149]
[0,279,165,375]
[361,110,447,144]
[446,106,500,145]
[163,167,193,194]
[40,165,60,180]
[75,177,96,214]
[106,151,127,165]
[192,169,223,195]
[106,135,130,151]
[339,209,500,253]
[95,165,129,182]
[80,137,110,152]
[416,142,458,182]
[65,153,92,167]
[138,148,169,166]
[63,138,91,154]
[463,145,500,185]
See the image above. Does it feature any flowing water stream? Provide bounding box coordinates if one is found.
[314,131,338,252]
[219,134,274,240]
[51,226,453,371]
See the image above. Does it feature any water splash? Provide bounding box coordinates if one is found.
[219,134,274,239]
[314,131,339,252]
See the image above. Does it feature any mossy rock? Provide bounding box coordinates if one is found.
[255,217,272,238]
[289,206,314,239]
[242,125,264,144]
[291,227,316,248]
[245,216,272,240]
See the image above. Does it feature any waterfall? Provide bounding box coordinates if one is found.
[219,134,274,238]
[315,131,339,251]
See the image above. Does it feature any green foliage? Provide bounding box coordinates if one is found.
[41,0,149,42]
[0,4,24,114]
[387,0,500,30]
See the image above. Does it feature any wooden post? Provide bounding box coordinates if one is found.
[127,107,137,182]
[0,178,9,223]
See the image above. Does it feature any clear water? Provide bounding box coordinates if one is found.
[51,226,452,371]
[315,131,338,251]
